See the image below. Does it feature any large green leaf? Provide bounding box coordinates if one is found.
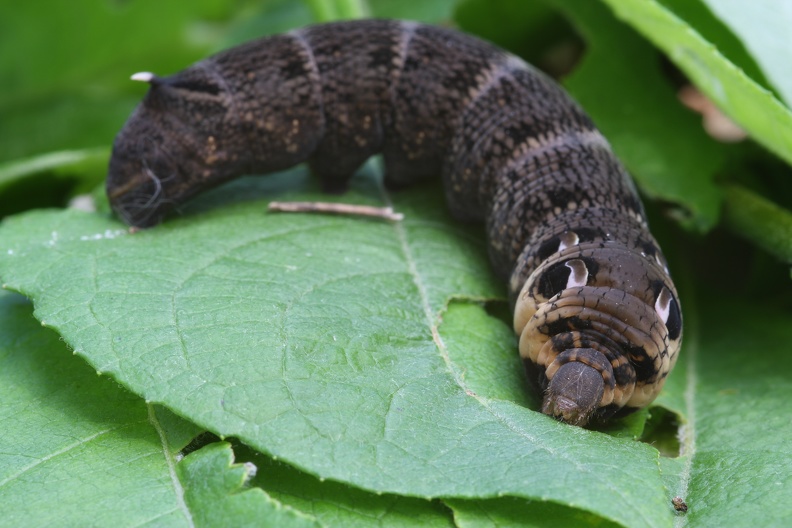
[721,184,792,264]
[657,0,775,96]
[0,171,673,528]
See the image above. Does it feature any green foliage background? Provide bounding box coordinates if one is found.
[1,0,791,526]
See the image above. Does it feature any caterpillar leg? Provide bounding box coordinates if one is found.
[308,148,370,194]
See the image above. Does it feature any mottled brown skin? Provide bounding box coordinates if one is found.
[107,19,682,427]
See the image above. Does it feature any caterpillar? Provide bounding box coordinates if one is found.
[107,19,682,427]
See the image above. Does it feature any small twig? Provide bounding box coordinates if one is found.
[268,201,404,222]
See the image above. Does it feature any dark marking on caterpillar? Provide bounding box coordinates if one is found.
[106,19,682,427]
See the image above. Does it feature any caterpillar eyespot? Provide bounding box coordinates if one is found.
[655,287,673,325]
[106,19,682,427]
[557,231,580,253]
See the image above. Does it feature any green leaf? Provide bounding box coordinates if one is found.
[0,0,228,106]
[657,0,775,95]
[369,0,459,23]
[454,0,581,69]
[697,0,792,107]
[218,0,315,48]
[179,442,321,527]
[0,291,203,525]
[0,149,109,191]
[0,96,138,164]
[0,172,673,528]
[721,184,792,264]
[304,0,370,22]
[442,302,532,407]
[598,0,792,169]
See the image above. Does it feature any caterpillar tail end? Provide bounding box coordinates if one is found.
[541,362,604,427]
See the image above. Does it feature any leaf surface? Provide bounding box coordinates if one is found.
[0,292,198,526]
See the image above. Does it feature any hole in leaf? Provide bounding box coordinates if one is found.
[483,298,511,328]
[640,407,681,457]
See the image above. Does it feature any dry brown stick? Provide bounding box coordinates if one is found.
[268,201,404,222]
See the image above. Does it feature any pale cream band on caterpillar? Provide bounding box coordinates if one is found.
[107,19,682,427]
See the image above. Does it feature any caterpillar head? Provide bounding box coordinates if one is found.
[107,67,241,227]
[541,360,605,427]
[513,229,682,427]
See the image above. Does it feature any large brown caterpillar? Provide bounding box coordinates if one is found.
[107,19,682,427]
